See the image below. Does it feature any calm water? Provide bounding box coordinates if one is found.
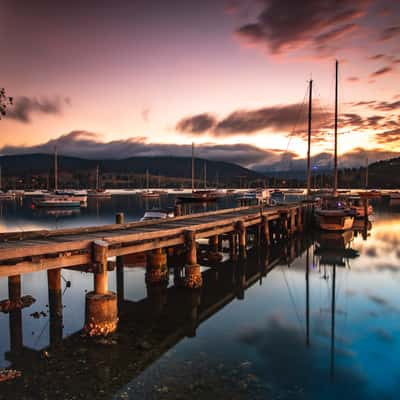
[0,195,400,399]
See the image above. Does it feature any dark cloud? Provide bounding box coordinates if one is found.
[347,76,360,82]
[373,100,400,112]
[234,0,368,55]
[6,96,70,123]
[178,102,332,138]
[372,328,395,344]
[176,113,217,133]
[380,25,400,41]
[370,66,393,77]
[349,99,400,112]
[369,54,386,60]
[178,97,399,139]
[375,128,400,144]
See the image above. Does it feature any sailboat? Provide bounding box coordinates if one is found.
[177,143,218,203]
[315,61,355,231]
[141,169,161,198]
[88,165,111,198]
[34,148,82,208]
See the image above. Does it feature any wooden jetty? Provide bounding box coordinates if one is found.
[0,202,314,336]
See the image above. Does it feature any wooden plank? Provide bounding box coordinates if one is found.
[0,254,91,278]
[0,205,260,242]
[0,241,91,262]
[109,236,184,257]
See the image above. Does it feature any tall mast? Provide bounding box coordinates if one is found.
[333,60,339,194]
[203,160,207,189]
[306,246,310,347]
[0,165,2,191]
[96,164,99,190]
[191,142,195,192]
[365,157,369,189]
[146,169,149,191]
[54,146,58,191]
[306,79,313,197]
[330,263,336,379]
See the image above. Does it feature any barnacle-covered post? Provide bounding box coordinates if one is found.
[84,240,118,336]
[183,230,202,288]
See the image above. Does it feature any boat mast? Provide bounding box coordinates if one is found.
[146,169,149,191]
[365,157,369,189]
[306,79,313,197]
[96,164,99,190]
[203,160,207,189]
[330,263,336,379]
[306,246,310,347]
[333,60,339,195]
[192,142,195,192]
[54,146,58,191]
[0,165,2,191]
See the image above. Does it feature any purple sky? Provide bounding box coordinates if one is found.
[1,0,399,170]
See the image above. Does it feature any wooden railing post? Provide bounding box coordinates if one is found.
[93,240,109,295]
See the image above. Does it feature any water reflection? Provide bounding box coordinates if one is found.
[0,208,399,399]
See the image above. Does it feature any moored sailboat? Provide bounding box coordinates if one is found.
[315,61,355,231]
[88,165,111,198]
[177,143,218,203]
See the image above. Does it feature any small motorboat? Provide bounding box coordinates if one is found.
[87,189,111,198]
[54,190,87,206]
[33,195,81,208]
[141,190,161,199]
[140,208,174,221]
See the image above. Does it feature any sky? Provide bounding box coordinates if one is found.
[0,0,399,171]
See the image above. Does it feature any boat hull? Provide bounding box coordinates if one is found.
[316,213,354,231]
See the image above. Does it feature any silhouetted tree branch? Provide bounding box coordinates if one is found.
[0,88,13,118]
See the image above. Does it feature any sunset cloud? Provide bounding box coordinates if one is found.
[176,113,217,133]
[234,0,369,55]
[6,96,70,123]
[380,25,400,41]
[370,66,393,77]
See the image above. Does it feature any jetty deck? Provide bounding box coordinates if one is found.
[0,203,311,278]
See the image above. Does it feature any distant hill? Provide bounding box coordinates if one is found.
[262,158,400,188]
[0,153,264,188]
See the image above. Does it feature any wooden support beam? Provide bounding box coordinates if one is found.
[8,275,23,355]
[290,209,296,235]
[93,240,109,295]
[236,221,247,259]
[48,269,63,346]
[261,216,271,246]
